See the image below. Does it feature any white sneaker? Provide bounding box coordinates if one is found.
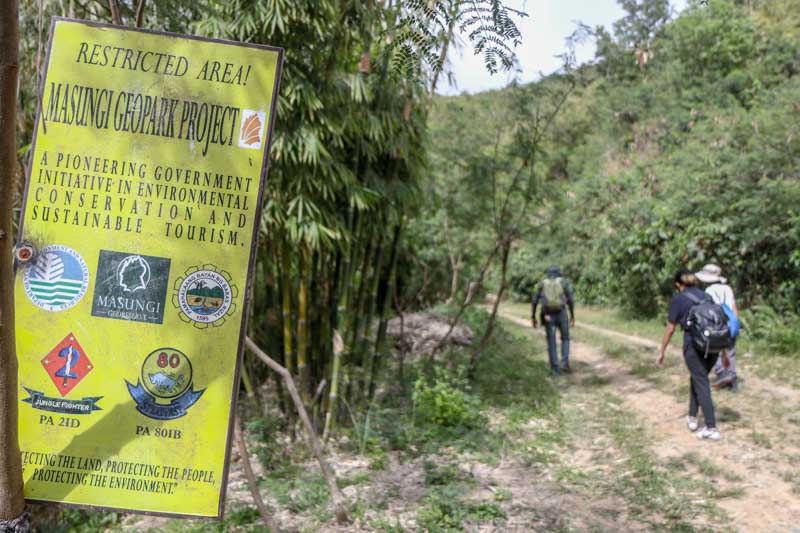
[687,416,699,432]
[696,426,720,441]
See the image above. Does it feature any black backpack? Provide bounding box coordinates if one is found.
[683,291,732,355]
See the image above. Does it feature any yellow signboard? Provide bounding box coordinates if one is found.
[14,18,282,518]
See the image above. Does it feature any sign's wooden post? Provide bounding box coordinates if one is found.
[0,0,27,527]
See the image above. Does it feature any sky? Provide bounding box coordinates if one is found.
[442,0,688,95]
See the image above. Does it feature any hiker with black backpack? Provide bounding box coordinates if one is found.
[656,269,732,441]
[532,266,575,375]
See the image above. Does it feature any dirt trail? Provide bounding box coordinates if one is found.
[500,310,800,533]
[575,320,799,400]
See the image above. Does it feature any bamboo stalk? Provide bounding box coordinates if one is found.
[392,274,408,397]
[342,215,363,348]
[329,250,343,332]
[270,366,291,430]
[326,211,364,426]
[259,246,285,418]
[273,241,295,436]
[360,230,385,400]
[346,233,374,403]
[309,250,323,389]
[324,258,351,440]
[348,235,373,350]
[328,210,354,337]
[314,252,333,427]
[322,330,344,441]
[297,247,310,404]
[324,273,348,439]
[280,239,294,376]
[368,222,402,399]
[245,337,349,525]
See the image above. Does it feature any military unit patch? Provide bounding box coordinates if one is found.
[41,333,94,397]
[22,333,103,415]
[125,348,204,420]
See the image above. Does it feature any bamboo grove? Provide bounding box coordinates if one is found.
[16,0,524,436]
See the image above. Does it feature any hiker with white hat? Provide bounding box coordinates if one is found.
[695,264,740,391]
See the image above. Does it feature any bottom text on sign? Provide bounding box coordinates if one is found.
[135,425,183,439]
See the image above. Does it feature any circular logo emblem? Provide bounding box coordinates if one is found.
[23,245,89,312]
[116,255,151,292]
[176,268,235,326]
[141,348,193,400]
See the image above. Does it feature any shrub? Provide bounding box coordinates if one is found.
[417,487,506,532]
[740,305,800,356]
[423,461,462,486]
[412,368,482,428]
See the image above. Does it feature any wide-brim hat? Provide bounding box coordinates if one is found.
[695,264,726,284]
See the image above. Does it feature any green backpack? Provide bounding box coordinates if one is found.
[542,277,565,311]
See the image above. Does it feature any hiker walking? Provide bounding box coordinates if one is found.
[656,269,726,441]
[696,264,740,391]
[532,266,575,375]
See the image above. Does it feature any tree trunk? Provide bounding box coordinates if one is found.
[0,0,26,523]
[433,241,502,352]
[468,240,511,380]
[446,254,462,305]
[107,0,122,25]
[134,0,147,27]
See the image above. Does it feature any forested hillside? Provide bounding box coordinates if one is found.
[424,0,800,335]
